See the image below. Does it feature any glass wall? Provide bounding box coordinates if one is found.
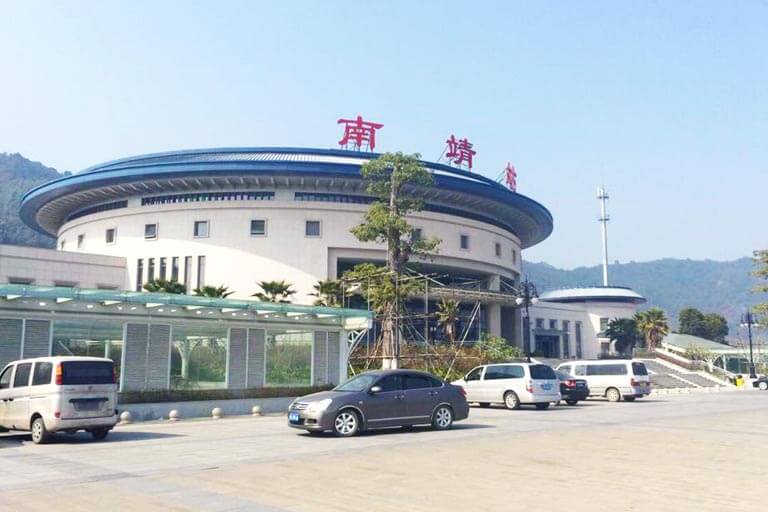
[170,324,228,389]
[52,319,124,380]
[266,330,313,386]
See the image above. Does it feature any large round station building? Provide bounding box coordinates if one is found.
[20,147,554,345]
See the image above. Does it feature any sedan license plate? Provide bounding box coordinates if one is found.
[288,412,300,424]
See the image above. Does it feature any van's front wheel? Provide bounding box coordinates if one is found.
[606,388,621,402]
[90,428,110,441]
[31,417,50,445]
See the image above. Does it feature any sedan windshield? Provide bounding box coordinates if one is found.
[334,373,378,392]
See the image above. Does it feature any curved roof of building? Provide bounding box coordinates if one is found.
[538,286,647,304]
[20,147,553,248]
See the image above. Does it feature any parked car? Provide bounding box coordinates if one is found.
[288,369,469,436]
[0,356,119,444]
[752,376,768,391]
[452,362,561,410]
[555,370,590,405]
[556,360,651,402]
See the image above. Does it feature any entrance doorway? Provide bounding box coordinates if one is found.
[534,334,561,358]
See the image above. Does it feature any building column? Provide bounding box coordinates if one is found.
[487,303,502,338]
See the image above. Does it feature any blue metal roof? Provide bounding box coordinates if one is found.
[20,147,553,247]
[538,286,647,305]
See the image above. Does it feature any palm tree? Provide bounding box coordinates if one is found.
[193,285,234,298]
[253,280,296,303]
[605,318,639,355]
[143,279,186,294]
[310,279,344,307]
[634,308,669,350]
[435,298,460,343]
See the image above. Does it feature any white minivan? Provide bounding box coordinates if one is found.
[0,356,119,444]
[556,360,651,402]
[453,362,561,410]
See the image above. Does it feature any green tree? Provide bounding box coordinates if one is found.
[634,308,670,350]
[348,152,441,369]
[702,313,729,343]
[476,334,523,363]
[143,279,186,294]
[678,307,706,337]
[435,298,460,343]
[683,344,718,372]
[310,279,344,307]
[253,280,296,303]
[193,285,234,298]
[678,307,728,343]
[605,317,639,355]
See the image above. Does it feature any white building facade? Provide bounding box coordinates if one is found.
[20,147,554,346]
[529,287,647,359]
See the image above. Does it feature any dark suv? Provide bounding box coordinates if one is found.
[288,369,470,436]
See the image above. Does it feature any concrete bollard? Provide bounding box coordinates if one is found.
[119,410,132,424]
[168,409,180,422]
[212,407,223,419]
[251,405,262,417]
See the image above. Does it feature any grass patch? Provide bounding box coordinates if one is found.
[119,385,333,404]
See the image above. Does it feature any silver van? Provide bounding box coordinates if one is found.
[453,362,561,409]
[0,356,119,444]
[557,360,651,402]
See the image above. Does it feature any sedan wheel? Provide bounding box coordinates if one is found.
[31,417,50,445]
[333,410,359,437]
[759,381,768,391]
[606,388,621,402]
[504,391,520,410]
[432,405,454,430]
[565,400,579,406]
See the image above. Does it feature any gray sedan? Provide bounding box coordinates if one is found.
[288,370,470,436]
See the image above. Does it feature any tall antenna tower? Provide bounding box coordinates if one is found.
[597,186,610,286]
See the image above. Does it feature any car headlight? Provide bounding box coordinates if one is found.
[307,398,333,413]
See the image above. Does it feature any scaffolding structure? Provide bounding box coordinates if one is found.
[341,268,524,375]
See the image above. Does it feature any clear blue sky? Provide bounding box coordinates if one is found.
[1,1,766,268]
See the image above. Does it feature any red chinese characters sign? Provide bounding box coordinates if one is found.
[337,115,384,151]
[505,162,517,192]
[445,135,476,170]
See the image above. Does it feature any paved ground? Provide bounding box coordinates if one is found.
[1,391,767,511]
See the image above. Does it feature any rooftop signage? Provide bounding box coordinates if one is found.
[337,115,384,151]
[444,135,476,170]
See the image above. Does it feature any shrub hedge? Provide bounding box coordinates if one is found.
[119,385,333,404]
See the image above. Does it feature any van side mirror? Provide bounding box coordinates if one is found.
[369,385,382,394]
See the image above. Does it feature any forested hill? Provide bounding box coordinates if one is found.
[0,153,63,248]
[0,153,762,329]
[523,258,760,330]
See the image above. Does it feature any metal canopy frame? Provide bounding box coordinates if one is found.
[0,284,372,329]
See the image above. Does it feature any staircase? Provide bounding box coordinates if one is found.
[639,358,727,389]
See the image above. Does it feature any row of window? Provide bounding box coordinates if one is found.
[136,255,204,291]
[67,224,517,265]
[66,192,521,251]
[0,361,53,389]
[1,318,325,390]
[65,200,128,223]
[141,191,275,206]
[64,213,521,266]
[535,318,572,332]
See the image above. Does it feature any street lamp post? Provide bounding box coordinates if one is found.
[741,312,758,379]
[515,278,539,362]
